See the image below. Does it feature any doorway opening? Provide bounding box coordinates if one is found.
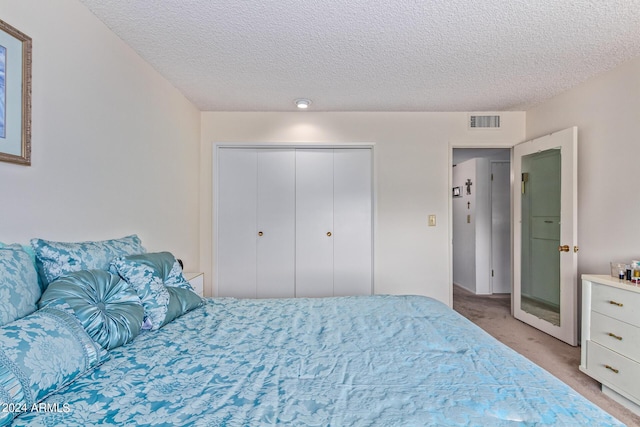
[452,148,511,301]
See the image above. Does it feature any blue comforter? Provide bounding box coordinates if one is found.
[13,295,622,426]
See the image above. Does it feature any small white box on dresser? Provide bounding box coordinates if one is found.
[184,272,204,297]
[580,274,640,415]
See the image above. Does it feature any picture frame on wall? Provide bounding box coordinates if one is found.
[452,186,461,197]
[0,19,31,166]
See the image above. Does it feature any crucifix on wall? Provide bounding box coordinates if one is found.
[465,178,473,195]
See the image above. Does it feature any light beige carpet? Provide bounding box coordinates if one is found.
[453,285,640,427]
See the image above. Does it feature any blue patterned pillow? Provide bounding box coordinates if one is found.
[39,270,144,350]
[0,242,37,270]
[0,242,44,291]
[0,245,41,327]
[0,304,107,426]
[30,235,146,288]
[112,252,203,330]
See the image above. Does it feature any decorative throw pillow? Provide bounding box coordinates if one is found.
[30,235,146,288]
[111,252,203,330]
[39,270,144,350]
[0,245,41,327]
[0,304,107,426]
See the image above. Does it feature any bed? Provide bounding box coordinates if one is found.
[0,236,625,426]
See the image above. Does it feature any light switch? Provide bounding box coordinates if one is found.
[428,215,436,227]
[467,214,471,223]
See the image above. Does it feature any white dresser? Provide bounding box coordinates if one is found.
[580,274,640,414]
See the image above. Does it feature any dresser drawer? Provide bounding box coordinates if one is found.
[591,311,640,360]
[592,283,640,326]
[586,340,640,401]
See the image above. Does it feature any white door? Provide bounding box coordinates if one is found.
[256,149,296,298]
[218,148,297,298]
[295,149,335,297]
[513,127,578,345]
[491,161,511,294]
[217,148,258,298]
[333,148,373,296]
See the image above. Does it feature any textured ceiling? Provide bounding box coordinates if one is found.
[79,0,640,112]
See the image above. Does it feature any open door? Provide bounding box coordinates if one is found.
[513,127,578,346]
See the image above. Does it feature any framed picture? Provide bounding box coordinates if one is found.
[0,19,31,165]
[452,186,461,197]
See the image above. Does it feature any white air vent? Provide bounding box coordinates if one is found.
[469,115,501,129]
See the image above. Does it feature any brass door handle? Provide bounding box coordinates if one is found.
[327,232,332,237]
[258,231,263,237]
[558,245,570,252]
[608,332,623,341]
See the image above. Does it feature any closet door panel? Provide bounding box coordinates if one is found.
[296,149,334,297]
[256,149,296,298]
[333,148,373,296]
[217,149,258,298]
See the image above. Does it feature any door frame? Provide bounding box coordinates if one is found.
[213,143,376,298]
[448,141,515,310]
[490,160,512,294]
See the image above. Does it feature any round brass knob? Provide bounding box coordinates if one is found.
[258,231,263,236]
[327,232,332,237]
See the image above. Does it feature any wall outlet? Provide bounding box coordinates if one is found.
[428,214,436,226]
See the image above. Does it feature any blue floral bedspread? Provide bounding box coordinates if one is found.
[13,295,622,426]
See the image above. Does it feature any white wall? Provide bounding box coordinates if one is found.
[452,158,491,294]
[453,148,511,164]
[526,56,640,278]
[452,159,477,292]
[0,1,201,267]
[200,112,525,304]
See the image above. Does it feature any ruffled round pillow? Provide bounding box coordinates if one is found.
[40,270,144,350]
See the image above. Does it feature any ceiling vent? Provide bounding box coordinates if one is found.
[469,115,501,129]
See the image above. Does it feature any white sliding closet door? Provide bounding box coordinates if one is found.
[295,149,334,297]
[217,148,296,298]
[256,149,296,298]
[217,149,258,298]
[334,149,372,295]
[217,146,373,299]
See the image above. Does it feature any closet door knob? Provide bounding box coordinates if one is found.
[326,232,332,237]
[258,231,264,237]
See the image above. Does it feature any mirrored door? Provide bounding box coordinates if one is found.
[513,127,578,345]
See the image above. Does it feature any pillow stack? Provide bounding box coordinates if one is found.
[33,235,149,350]
[0,235,203,424]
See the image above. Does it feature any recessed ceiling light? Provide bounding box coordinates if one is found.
[295,98,312,109]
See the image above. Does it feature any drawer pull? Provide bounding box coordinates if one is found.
[608,332,623,341]
[605,365,619,374]
[608,300,624,307]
